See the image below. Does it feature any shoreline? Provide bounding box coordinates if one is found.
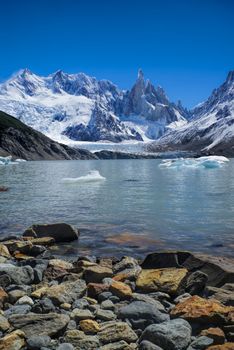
[0,223,233,349]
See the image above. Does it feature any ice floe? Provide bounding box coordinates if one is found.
[159,156,229,169]
[62,170,106,183]
[0,156,26,165]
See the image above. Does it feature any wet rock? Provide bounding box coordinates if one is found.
[136,268,188,295]
[140,318,192,350]
[178,271,208,295]
[188,336,214,349]
[84,265,113,283]
[98,321,138,344]
[44,280,86,305]
[79,319,100,333]
[23,223,79,243]
[118,301,169,330]
[63,329,100,349]
[8,312,70,337]
[110,281,132,299]
[87,283,109,298]
[0,329,25,350]
[0,315,10,332]
[200,328,225,345]
[0,263,34,286]
[96,308,116,321]
[26,335,51,349]
[170,295,234,324]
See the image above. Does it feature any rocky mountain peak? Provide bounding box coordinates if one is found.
[226,70,234,84]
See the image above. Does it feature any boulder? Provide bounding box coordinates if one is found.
[0,330,25,350]
[170,295,234,324]
[140,318,192,350]
[136,268,188,295]
[118,300,169,330]
[98,321,138,344]
[23,223,79,243]
[8,312,70,337]
[0,264,34,286]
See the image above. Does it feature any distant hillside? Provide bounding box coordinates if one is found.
[0,111,97,160]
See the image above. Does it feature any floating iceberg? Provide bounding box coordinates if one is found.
[62,170,106,184]
[0,156,26,165]
[159,156,229,169]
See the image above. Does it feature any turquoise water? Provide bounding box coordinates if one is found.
[0,159,234,257]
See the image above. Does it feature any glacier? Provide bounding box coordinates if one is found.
[0,68,187,143]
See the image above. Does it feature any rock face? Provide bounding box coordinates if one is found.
[23,223,79,243]
[0,111,97,160]
[170,295,234,324]
[118,300,169,330]
[140,318,192,350]
[8,313,70,337]
[136,268,188,294]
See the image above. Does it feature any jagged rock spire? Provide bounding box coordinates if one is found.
[138,69,144,80]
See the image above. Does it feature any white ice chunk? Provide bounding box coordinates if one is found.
[62,170,106,183]
[159,156,229,169]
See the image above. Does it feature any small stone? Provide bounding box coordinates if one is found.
[189,336,214,349]
[84,296,97,305]
[84,265,113,283]
[26,335,51,349]
[136,268,188,295]
[96,308,116,321]
[72,298,89,310]
[70,308,94,321]
[0,315,10,332]
[200,328,225,345]
[8,289,26,303]
[0,330,25,350]
[99,321,138,344]
[110,281,132,299]
[0,244,11,258]
[57,344,75,350]
[101,299,115,310]
[98,291,113,302]
[16,296,34,306]
[87,283,110,298]
[61,303,72,310]
[79,319,100,334]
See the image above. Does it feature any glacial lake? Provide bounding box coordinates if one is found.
[0,159,234,258]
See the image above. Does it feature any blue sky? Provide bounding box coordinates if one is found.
[0,0,233,108]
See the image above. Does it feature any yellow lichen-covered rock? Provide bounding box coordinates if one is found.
[110,281,132,298]
[79,319,100,333]
[31,286,48,299]
[136,268,188,294]
[170,295,234,323]
[0,330,25,350]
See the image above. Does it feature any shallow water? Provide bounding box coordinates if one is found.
[0,159,234,258]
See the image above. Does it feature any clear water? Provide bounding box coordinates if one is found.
[0,159,234,258]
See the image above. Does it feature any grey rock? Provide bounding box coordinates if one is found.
[101,299,115,311]
[131,293,165,311]
[57,344,75,350]
[27,335,51,349]
[178,271,208,295]
[32,298,56,313]
[187,336,214,349]
[140,318,192,350]
[96,308,116,321]
[0,263,34,286]
[98,292,113,302]
[118,301,169,330]
[139,341,163,350]
[72,298,89,310]
[8,312,70,337]
[4,304,31,316]
[110,295,120,303]
[70,308,94,321]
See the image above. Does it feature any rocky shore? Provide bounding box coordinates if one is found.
[0,223,233,350]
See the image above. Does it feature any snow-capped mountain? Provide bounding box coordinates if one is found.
[148,71,234,155]
[0,69,187,143]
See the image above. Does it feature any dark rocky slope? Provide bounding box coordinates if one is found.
[0,111,97,160]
